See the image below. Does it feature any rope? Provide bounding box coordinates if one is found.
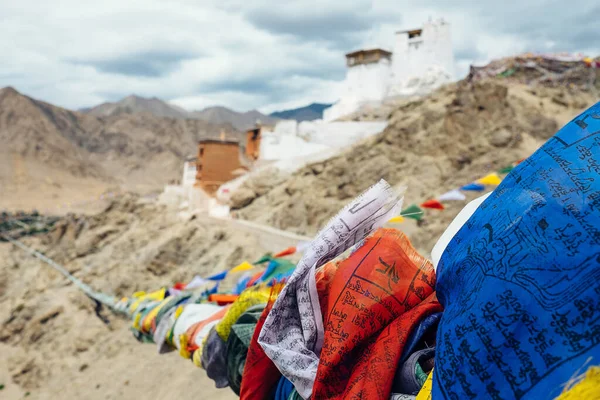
[1,234,118,309]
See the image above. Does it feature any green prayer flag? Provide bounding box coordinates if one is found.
[401,204,424,221]
[497,165,514,174]
[253,253,273,265]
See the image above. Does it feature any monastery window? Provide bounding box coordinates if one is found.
[408,29,423,39]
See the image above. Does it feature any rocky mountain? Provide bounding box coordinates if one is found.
[82,95,190,119]
[191,106,278,131]
[269,103,332,121]
[82,95,278,131]
[0,87,238,211]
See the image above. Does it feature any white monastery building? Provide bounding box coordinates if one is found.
[324,18,454,122]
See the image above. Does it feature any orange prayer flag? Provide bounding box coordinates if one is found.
[274,246,296,258]
[208,294,239,305]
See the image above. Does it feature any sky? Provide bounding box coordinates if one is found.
[1,0,598,113]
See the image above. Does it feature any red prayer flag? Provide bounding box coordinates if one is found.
[246,271,264,287]
[421,199,445,210]
[240,285,285,400]
[312,229,442,400]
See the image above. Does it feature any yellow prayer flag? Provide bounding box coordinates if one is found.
[128,288,166,313]
[178,334,191,359]
[388,216,405,224]
[230,261,254,274]
[132,313,143,330]
[477,173,503,186]
[555,366,600,400]
[192,349,203,368]
[416,369,433,400]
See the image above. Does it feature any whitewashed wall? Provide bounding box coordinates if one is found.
[181,161,197,187]
[324,59,391,122]
[260,131,329,161]
[389,19,454,96]
[298,120,388,148]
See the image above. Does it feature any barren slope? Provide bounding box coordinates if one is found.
[233,80,597,254]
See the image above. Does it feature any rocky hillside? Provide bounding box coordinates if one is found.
[232,79,597,254]
[0,196,260,399]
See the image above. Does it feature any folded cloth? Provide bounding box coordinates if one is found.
[258,180,403,399]
[392,348,436,395]
[172,304,224,350]
[154,307,177,354]
[433,101,600,399]
[315,260,340,321]
[312,229,442,400]
[287,389,303,400]
[226,304,266,395]
[240,285,286,400]
[152,294,192,333]
[274,377,295,400]
[141,296,173,334]
[390,395,416,400]
[216,286,271,342]
[202,326,230,388]
[399,313,441,364]
[186,305,231,353]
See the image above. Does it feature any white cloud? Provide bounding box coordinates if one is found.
[0,0,598,112]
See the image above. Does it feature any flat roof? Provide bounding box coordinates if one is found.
[345,48,392,58]
[198,138,239,145]
[396,28,423,35]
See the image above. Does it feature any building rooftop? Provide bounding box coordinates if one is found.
[198,138,239,145]
[345,48,392,59]
[345,48,392,67]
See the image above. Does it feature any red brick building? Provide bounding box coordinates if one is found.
[195,138,243,194]
[245,127,261,161]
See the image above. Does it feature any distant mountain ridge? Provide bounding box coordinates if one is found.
[0,87,239,193]
[81,95,277,131]
[269,103,332,121]
[191,106,278,131]
[83,95,190,119]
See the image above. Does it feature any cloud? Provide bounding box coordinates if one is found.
[68,50,200,77]
[0,0,598,113]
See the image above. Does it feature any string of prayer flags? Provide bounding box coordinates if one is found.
[477,173,502,186]
[438,189,466,202]
[421,199,445,210]
[401,204,424,221]
[460,182,485,192]
[274,247,296,258]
